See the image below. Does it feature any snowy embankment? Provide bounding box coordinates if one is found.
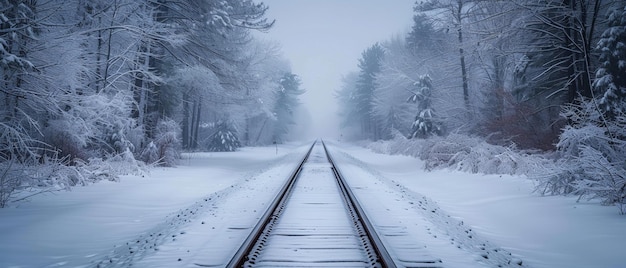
[0,143,309,268]
[330,141,626,268]
[361,133,554,176]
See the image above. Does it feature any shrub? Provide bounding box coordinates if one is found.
[535,100,626,214]
[366,133,550,176]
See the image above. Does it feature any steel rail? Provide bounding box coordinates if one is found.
[225,140,396,267]
[224,141,316,268]
[322,140,397,268]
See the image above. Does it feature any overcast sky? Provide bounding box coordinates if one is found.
[256,0,415,139]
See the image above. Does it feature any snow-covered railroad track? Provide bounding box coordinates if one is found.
[221,141,404,267]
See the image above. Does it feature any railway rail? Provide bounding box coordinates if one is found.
[223,140,396,267]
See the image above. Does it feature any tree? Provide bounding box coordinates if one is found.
[414,0,475,112]
[272,73,304,143]
[406,12,444,54]
[407,75,444,138]
[500,0,611,149]
[464,1,548,148]
[1,0,44,162]
[236,40,289,146]
[168,65,221,150]
[514,0,608,105]
[354,43,385,140]
[373,37,429,139]
[593,4,626,119]
[0,0,286,205]
[207,119,241,152]
[336,72,360,139]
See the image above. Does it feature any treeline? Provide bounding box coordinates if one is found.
[337,0,626,212]
[0,0,304,206]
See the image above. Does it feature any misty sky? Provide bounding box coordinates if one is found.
[256,0,415,139]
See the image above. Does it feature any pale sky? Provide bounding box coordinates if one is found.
[256,0,415,139]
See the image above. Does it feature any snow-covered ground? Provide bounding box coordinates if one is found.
[0,143,309,268]
[1,141,625,268]
[329,141,626,268]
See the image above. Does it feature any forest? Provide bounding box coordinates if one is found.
[0,0,305,207]
[1,0,625,213]
[337,0,626,213]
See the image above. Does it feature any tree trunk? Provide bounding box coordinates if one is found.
[244,114,250,146]
[456,0,470,113]
[255,117,269,144]
[189,99,198,150]
[182,93,190,149]
[192,97,202,149]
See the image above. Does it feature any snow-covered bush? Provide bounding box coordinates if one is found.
[535,100,626,214]
[140,118,180,166]
[139,142,159,166]
[80,149,146,180]
[207,120,241,152]
[0,149,146,207]
[365,133,551,176]
[154,118,180,166]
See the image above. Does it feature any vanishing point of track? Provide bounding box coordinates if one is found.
[223,140,396,267]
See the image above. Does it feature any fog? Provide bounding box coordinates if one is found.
[257,0,415,139]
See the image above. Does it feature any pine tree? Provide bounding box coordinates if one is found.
[594,5,626,119]
[406,11,442,54]
[272,73,304,143]
[354,43,384,140]
[407,75,444,139]
[207,120,241,152]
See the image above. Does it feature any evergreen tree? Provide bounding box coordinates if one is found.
[272,73,304,143]
[594,5,626,119]
[336,72,361,138]
[354,43,384,140]
[407,75,444,138]
[207,119,241,152]
[406,11,442,55]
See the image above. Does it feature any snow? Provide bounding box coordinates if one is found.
[331,142,626,268]
[0,144,306,267]
[1,141,625,268]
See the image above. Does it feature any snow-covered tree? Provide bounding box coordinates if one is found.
[407,75,444,138]
[272,72,304,143]
[594,5,626,119]
[336,43,387,141]
[235,41,289,146]
[406,7,445,57]
[414,0,476,112]
[1,0,44,162]
[0,0,285,205]
[207,119,241,152]
[354,43,385,140]
[336,72,361,139]
[373,37,427,139]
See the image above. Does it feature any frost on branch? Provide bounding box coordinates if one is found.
[534,100,626,214]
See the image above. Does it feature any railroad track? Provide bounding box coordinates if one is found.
[223,140,396,267]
